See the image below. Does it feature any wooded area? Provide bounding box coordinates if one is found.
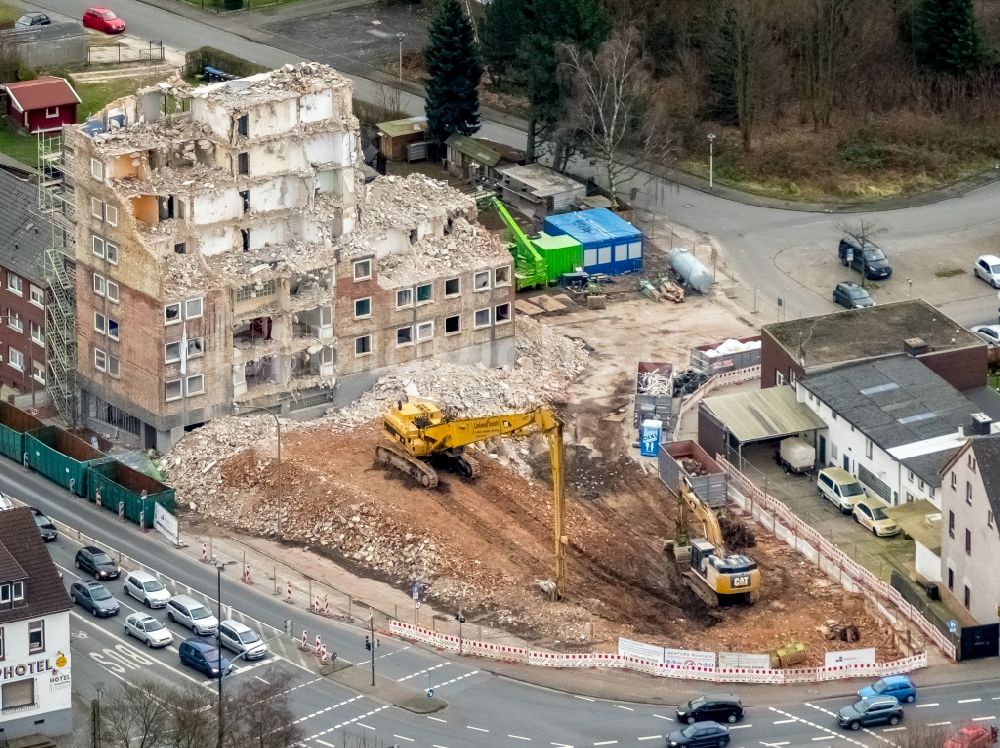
[474,0,1000,199]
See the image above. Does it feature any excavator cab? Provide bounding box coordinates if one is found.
[686,539,760,606]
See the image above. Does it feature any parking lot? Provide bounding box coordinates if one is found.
[734,441,915,582]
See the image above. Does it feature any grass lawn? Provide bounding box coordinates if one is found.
[76,77,155,119]
[0,120,39,168]
[0,0,21,29]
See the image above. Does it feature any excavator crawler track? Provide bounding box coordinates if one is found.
[374,444,439,488]
[455,455,481,479]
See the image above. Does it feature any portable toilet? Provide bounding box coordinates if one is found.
[543,208,643,275]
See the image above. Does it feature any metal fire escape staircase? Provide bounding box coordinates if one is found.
[36,130,77,425]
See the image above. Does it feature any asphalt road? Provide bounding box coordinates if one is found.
[8,456,999,747]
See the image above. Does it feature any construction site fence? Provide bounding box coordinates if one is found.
[717,455,957,661]
[388,621,928,684]
[672,365,761,439]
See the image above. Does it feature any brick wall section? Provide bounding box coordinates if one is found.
[760,330,799,389]
[0,269,45,393]
[919,348,988,393]
[333,257,515,377]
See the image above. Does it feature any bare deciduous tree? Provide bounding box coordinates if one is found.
[559,27,671,208]
[165,686,217,748]
[223,669,301,748]
[100,681,173,748]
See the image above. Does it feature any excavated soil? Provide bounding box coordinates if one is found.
[217,420,901,664]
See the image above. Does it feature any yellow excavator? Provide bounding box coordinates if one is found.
[376,399,567,598]
[668,480,760,607]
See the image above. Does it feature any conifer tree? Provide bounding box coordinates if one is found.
[913,0,983,76]
[424,0,483,145]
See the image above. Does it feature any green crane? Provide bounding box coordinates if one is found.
[491,197,549,291]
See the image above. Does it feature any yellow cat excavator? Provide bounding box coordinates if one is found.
[376,399,567,598]
[668,480,761,607]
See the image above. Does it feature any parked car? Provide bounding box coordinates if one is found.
[971,325,1000,346]
[71,581,120,617]
[944,724,998,748]
[836,695,903,730]
[833,281,875,309]
[676,694,744,725]
[178,638,232,678]
[75,545,121,580]
[14,12,50,29]
[858,674,916,703]
[852,497,900,537]
[817,467,865,513]
[974,255,1000,288]
[82,7,125,33]
[218,620,268,661]
[33,512,57,541]
[124,612,174,648]
[666,721,730,747]
[166,594,218,636]
[123,570,171,608]
[838,238,892,279]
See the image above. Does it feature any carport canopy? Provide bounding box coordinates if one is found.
[882,499,942,554]
[702,385,826,444]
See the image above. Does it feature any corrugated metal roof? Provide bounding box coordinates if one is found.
[375,116,427,139]
[445,134,501,167]
[702,385,826,443]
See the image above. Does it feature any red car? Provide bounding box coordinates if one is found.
[82,7,125,33]
[944,725,998,748]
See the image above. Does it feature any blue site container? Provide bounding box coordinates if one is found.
[543,208,644,275]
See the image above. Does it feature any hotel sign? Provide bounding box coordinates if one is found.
[1,650,68,681]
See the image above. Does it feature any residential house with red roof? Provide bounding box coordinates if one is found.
[2,77,79,133]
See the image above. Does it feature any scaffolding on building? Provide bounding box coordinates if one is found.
[36,130,77,425]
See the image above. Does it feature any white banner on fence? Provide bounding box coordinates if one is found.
[617,637,666,664]
[153,502,178,545]
[824,648,876,667]
[663,647,716,668]
[718,651,771,669]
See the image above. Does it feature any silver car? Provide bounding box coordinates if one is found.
[123,570,171,608]
[124,613,174,648]
[218,620,267,661]
[166,594,218,636]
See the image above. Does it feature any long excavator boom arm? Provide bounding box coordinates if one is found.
[409,410,558,455]
[679,482,724,551]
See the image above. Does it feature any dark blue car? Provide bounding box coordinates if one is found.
[179,638,233,679]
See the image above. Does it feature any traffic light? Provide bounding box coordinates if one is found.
[365,635,372,652]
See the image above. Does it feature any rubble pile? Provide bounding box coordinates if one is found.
[322,315,590,430]
[637,371,672,396]
[375,217,507,286]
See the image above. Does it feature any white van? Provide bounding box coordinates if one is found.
[817,467,866,513]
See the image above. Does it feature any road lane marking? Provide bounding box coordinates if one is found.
[397,663,447,682]
[467,725,489,732]
[972,716,997,721]
[959,698,982,704]
[730,724,752,729]
[927,721,952,726]
[773,719,796,724]
[357,723,375,730]
[593,741,617,746]
[811,739,835,742]
[255,675,270,684]
[508,735,531,741]
[760,742,789,747]
[652,714,673,721]
[915,702,939,708]
[777,706,869,747]
[636,737,661,742]
[614,705,633,712]
[291,695,363,724]
[392,736,415,742]
[427,716,447,723]
[574,695,595,702]
[431,670,479,691]
[882,727,906,732]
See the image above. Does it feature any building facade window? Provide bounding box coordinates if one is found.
[187,338,204,358]
[92,236,105,259]
[416,321,434,341]
[90,158,104,181]
[354,298,371,319]
[865,439,873,459]
[108,318,119,341]
[354,335,372,356]
[91,197,103,219]
[966,528,972,555]
[445,315,460,334]
[353,260,371,281]
[444,277,460,297]
[94,312,106,334]
[186,374,204,395]
[396,288,413,309]
[31,360,44,385]
[165,379,182,401]
[6,274,21,295]
[495,303,512,324]
[0,627,4,660]
[7,312,21,333]
[1,678,34,711]
[950,471,957,490]
[966,481,973,506]
[94,348,107,372]
[416,283,433,303]
[7,348,22,372]
[474,308,491,329]
[28,620,43,653]
[105,205,118,226]
[964,585,971,609]
[494,266,511,286]
[396,326,413,346]
[106,279,119,302]
[969,454,977,470]
[948,510,955,538]
[989,510,995,529]
[473,271,490,291]
[29,285,43,307]
[165,342,181,363]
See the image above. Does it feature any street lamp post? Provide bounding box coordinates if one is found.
[707,133,717,190]
[397,32,407,83]
[216,560,237,748]
[235,406,282,535]
[369,609,376,686]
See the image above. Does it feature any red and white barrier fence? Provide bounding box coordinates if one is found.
[387,621,927,684]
